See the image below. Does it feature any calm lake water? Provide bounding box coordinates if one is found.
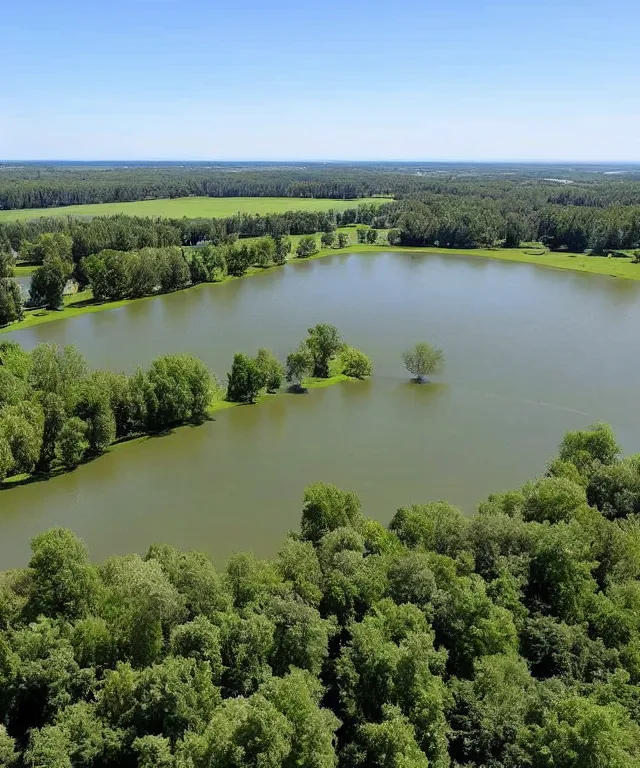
[2,251,639,568]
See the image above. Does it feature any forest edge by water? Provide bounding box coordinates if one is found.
[4,235,640,336]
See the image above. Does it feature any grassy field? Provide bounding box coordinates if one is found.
[13,265,37,276]
[4,230,640,336]
[0,196,392,222]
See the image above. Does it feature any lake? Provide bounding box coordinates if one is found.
[2,251,639,568]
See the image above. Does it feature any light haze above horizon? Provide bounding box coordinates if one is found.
[4,0,639,162]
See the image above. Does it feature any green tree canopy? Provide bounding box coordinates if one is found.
[402,341,444,382]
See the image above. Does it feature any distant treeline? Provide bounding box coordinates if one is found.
[3,196,640,264]
[3,163,640,211]
[378,196,640,252]
[0,166,399,210]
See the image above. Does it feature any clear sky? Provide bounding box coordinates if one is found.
[3,0,639,161]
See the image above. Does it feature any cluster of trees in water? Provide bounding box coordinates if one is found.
[226,324,373,404]
[0,340,216,481]
[0,327,373,482]
[1,423,640,765]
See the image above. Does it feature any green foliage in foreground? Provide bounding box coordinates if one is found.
[2,424,640,766]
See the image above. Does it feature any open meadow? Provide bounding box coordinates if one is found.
[0,195,391,222]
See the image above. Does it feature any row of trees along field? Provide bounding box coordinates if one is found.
[0,218,384,324]
[2,162,640,210]
[377,196,640,253]
[0,208,377,257]
[1,423,640,766]
[0,165,405,209]
[0,328,373,482]
[3,192,640,264]
[4,211,640,328]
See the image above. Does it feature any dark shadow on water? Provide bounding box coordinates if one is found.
[0,422,207,491]
[339,377,373,403]
[286,384,309,394]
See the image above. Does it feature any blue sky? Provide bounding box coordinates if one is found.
[3,0,639,161]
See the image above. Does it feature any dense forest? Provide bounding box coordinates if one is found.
[1,162,640,211]
[1,424,640,766]
[0,165,400,210]
[2,168,640,259]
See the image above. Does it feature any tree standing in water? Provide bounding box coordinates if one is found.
[402,342,444,383]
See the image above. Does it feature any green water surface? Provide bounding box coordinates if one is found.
[2,251,638,567]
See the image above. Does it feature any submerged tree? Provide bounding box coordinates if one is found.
[286,345,314,391]
[402,341,444,383]
[255,349,285,393]
[340,346,373,379]
[227,353,266,404]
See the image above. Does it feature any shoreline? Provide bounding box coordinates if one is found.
[0,372,358,489]
[3,242,639,336]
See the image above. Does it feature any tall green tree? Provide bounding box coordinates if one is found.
[0,401,44,475]
[29,343,87,408]
[29,257,70,310]
[402,341,444,383]
[296,235,319,258]
[0,278,23,327]
[306,324,343,378]
[27,528,99,620]
[73,377,116,455]
[321,231,337,248]
[226,353,265,403]
[273,236,292,265]
[255,348,285,393]
[0,250,15,278]
[36,392,67,472]
[56,417,89,469]
[21,232,72,265]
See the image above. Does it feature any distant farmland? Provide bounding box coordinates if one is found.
[0,196,392,222]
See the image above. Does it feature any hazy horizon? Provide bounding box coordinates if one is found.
[2,159,640,166]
